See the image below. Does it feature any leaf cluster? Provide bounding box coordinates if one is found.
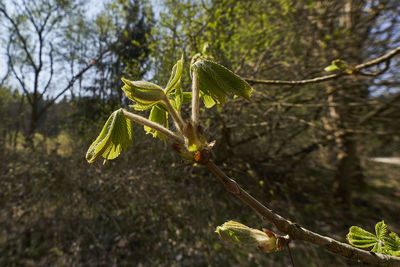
[347,221,400,257]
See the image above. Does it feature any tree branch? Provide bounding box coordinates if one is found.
[38,48,110,118]
[204,160,400,267]
[122,109,184,144]
[244,45,400,85]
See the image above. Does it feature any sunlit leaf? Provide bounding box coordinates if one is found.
[182,92,192,104]
[144,105,168,142]
[347,226,377,249]
[192,59,253,104]
[324,59,348,72]
[201,91,216,108]
[121,78,166,106]
[385,232,400,253]
[169,84,183,111]
[130,102,158,111]
[86,109,133,164]
[165,55,184,95]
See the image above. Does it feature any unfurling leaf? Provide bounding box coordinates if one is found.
[347,226,377,249]
[385,232,400,255]
[200,91,216,108]
[169,84,183,112]
[324,59,348,72]
[215,221,281,253]
[347,221,389,254]
[165,55,184,95]
[347,221,400,256]
[191,59,253,105]
[121,78,166,109]
[86,108,133,164]
[182,92,192,104]
[144,105,168,142]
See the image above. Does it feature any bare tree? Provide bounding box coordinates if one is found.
[0,0,109,144]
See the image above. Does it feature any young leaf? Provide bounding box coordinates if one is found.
[86,108,133,164]
[182,92,192,104]
[215,221,280,253]
[169,84,183,111]
[324,59,348,72]
[121,78,166,107]
[375,221,388,239]
[200,91,216,108]
[144,105,168,142]
[372,221,387,253]
[346,226,377,249]
[165,55,184,95]
[385,232,400,253]
[191,59,253,105]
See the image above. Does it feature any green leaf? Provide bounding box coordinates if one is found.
[385,232,400,253]
[324,59,348,72]
[201,91,216,108]
[130,102,158,111]
[144,105,168,142]
[182,92,192,104]
[121,78,166,106]
[375,221,388,240]
[372,221,387,253]
[347,226,377,249]
[169,84,183,111]
[324,65,339,72]
[86,108,133,164]
[165,55,184,95]
[192,59,253,104]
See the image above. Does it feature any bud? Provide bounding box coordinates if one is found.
[215,221,281,253]
[183,122,208,153]
[172,143,194,160]
[121,78,166,105]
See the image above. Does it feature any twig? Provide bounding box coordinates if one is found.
[122,109,184,144]
[161,95,185,134]
[287,243,295,267]
[191,70,200,126]
[244,45,400,85]
[204,160,400,267]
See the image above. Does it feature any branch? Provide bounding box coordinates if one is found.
[0,6,38,71]
[122,110,184,144]
[38,48,110,118]
[191,70,200,126]
[204,160,400,267]
[245,45,400,85]
[41,43,54,95]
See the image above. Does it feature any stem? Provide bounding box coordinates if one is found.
[191,70,200,126]
[287,243,295,267]
[122,109,184,144]
[161,95,185,134]
[204,160,400,267]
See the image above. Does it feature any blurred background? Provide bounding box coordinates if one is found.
[0,0,399,266]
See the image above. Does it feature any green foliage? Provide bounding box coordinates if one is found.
[347,221,400,256]
[324,59,348,72]
[86,109,133,164]
[144,106,168,142]
[191,59,253,105]
[122,79,166,108]
[165,55,184,95]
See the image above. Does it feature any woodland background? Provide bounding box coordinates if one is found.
[0,0,399,266]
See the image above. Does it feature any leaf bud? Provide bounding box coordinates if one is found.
[215,221,281,253]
